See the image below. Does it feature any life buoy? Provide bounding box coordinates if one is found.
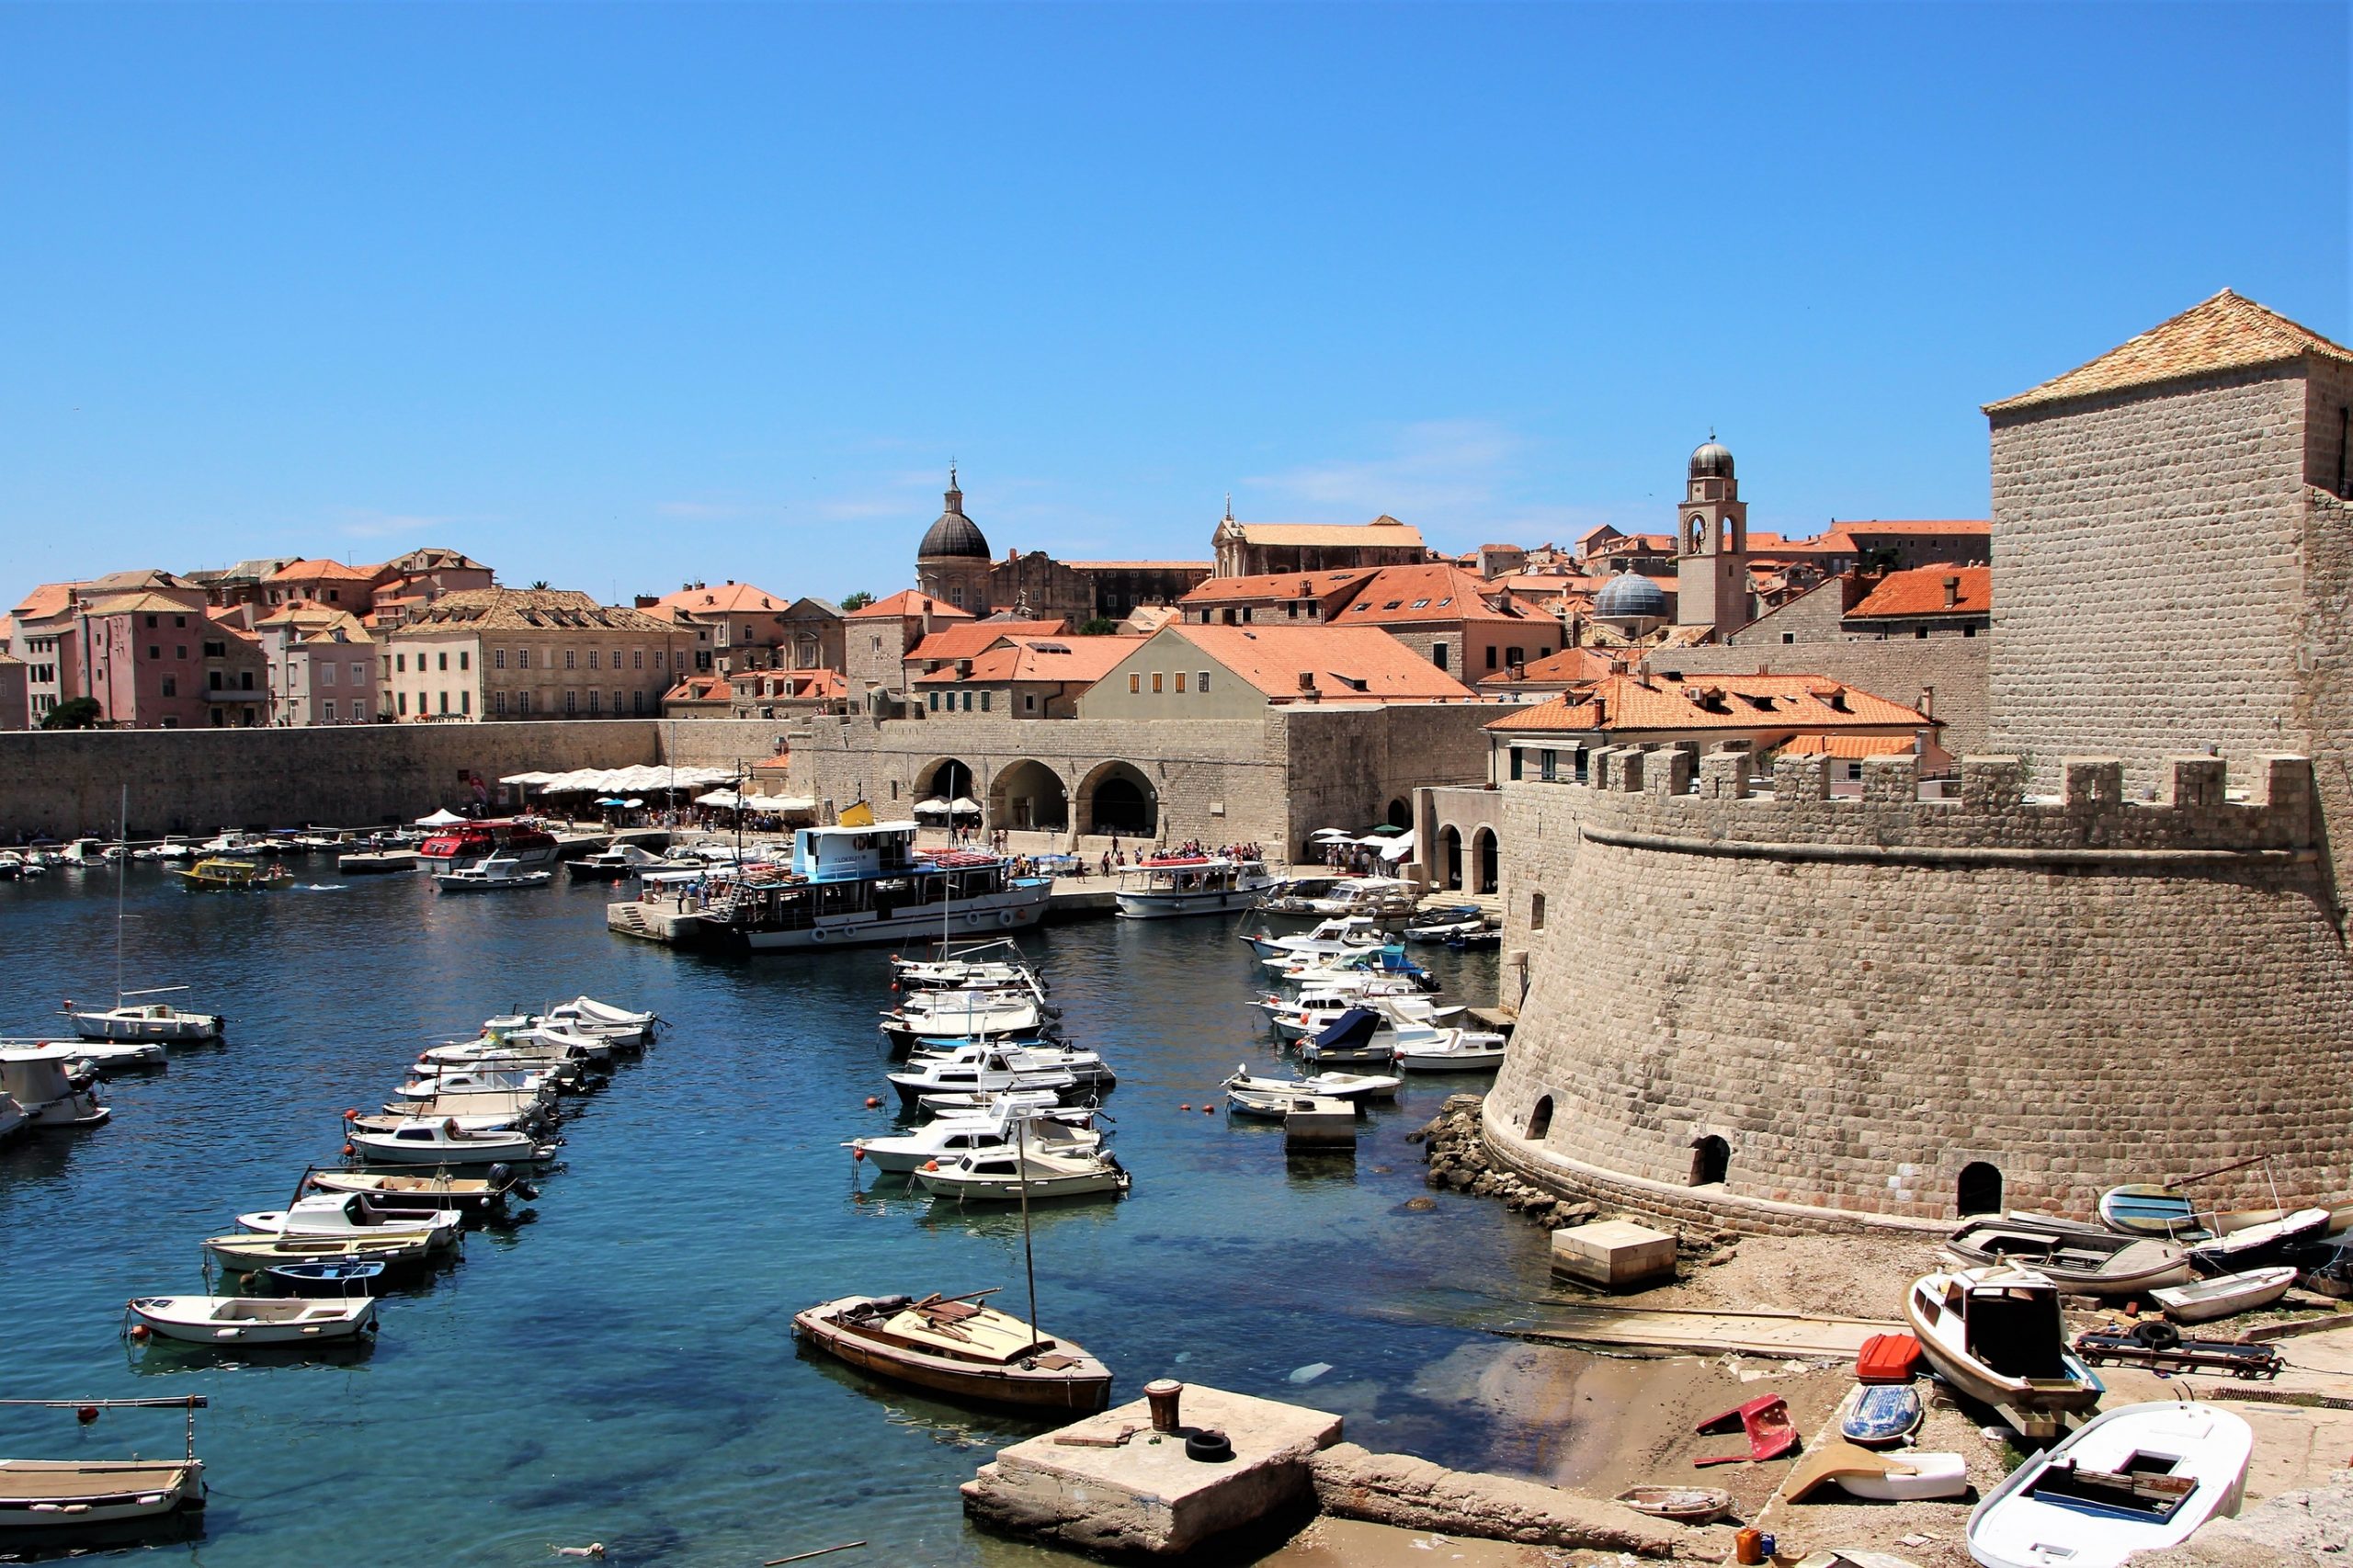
[810,928,826,944]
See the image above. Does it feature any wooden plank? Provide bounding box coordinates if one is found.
[1502,1305,1899,1360]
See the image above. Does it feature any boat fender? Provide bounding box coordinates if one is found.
[343,1108,358,1120]
[999,911,1016,927]
[75,1405,98,1425]
[1203,1105,1215,1115]
[127,1324,151,1342]
[2134,1319,2183,1350]
[811,928,826,943]
[342,1143,356,1157]
[923,1160,940,1172]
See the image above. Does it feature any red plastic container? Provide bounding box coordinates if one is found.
[1856,1331,1923,1384]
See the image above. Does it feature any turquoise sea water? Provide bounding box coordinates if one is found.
[0,865,1554,1566]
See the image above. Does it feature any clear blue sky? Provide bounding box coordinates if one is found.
[2,3,2345,607]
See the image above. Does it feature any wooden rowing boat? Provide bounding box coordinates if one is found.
[1613,1484,1729,1524]
[792,1290,1110,1413]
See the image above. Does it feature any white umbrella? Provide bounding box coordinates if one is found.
[499,770,556,786]
[415,807,467,827]
[949,797,983,815]
[913,798,950,816]
[1378,830,1417,861]
[621,798,644,809]
[1309,827,1353,843]
[694,790,742,808]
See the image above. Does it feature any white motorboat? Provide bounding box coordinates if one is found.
[1966,1401,2251,1567]
[1403,906,1489,944]
[852,1110,1100,1175]
[2151,1266,2300,1324]
[538,996,659,1043]
[1294,1009,1397,1067]
[1269,947,1438,993]
[1297,876,1418,918]
[63,1039,168,1072]
[1223,1064,1401,1103]
[2188,1207,2331,1265]
[915,1142,1131,1202]
[233,1191,462,1249]
[892,940,1042,992]
[565,843,689,881]
[888,1047,1105,1108]
[196,830,268,858]
[1389,1025,1509,1073]
[1237,914,1388,961]
[125,1293,377,1346]
[881,994,1052,1053]
[1260,986,1454,1041]
[1113,855,1273,919]
[0,1049,109,1130]
[395,1065,558,1100]
[434,855,553,892]
[915,1086,1072,1119]
[345,1118,556,1165]
[419,1039,594,1082]
[61,992,224,1043]
[1903,1267,2104,1433]
[201,1229,438,1274]
[903,1040,1111,1085]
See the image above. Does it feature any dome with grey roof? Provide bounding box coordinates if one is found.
[918,472,990,561]
[1593,571,1667,620]
[1688,438,1734,480]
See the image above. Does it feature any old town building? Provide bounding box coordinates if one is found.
[381,588,691,722]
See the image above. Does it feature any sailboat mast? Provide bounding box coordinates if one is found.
[1017,1113,1040,1346]
[115,783,128,1007]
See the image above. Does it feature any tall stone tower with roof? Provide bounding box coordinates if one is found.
[913,468,993,613]
[1676,437,1752,638]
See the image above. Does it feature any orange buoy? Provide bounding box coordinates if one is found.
[923,1159,939,1172]
[128,1324,151,1343]
[1179,1104,1191,1112]
[1203,1105,1216,1115]
[75,1406,98,1426]
[864,1096,881,1109]
[343,1108,358,1121]
[851,1146,866,1163]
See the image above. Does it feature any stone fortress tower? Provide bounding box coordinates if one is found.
[1675,437,1752,638]
[1483,290,2353,1229]
[913,468,993,612]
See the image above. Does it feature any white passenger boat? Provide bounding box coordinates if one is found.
[0,1049,109,1130]
[1113,855,1272,919]
[434,855,553,892]
[1966,1401,2251,1567]
[344,1118,556,1165]
[915,1142,1131,1202]
[693,823,1051,952]
[125,1293,377,1346]
[233,1191,463,1249]
[2150,1266,2299,1324]
[61,991,224,1043]
[1904,1266,2105,1432]
[0,1397,208,1531]
[852,1110,1101,1175]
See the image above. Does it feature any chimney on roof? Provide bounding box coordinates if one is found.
[1942,574,1960,609]
[1919,685,1935,720]
[1297,670,1314,691]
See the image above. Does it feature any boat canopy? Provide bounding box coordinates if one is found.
[1306,1008,1381,1054]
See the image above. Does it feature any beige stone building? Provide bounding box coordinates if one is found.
[1080,624,1479,721]
[381,588,692,722]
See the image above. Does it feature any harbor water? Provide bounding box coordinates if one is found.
[0,866,1558,1565]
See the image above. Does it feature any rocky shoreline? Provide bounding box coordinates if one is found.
[1409,1094,1742,1271]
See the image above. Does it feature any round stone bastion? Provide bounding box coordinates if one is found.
[1482,747,2353,1233]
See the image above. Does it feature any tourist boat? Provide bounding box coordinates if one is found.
[2150,1266,2299,1324]
[124,1293,377,1346]
[540,996,661,1043]
[1403,905,1489,944]
[2188,1207,2332,1265]
[416,818,562,871]
[1389,1026,1509,1073]
[169,856,292,891]
[434,855,553,892]
[261,1259,389,1296]
[0,1396,207,1532]
[693,823,1051,953]
[232,1191,464,1250]
[305,1167,531,1215]
[792,1290,1112,1413]
[200,1229,440,1274]
[1222,1065,1401,1103]
[1112,854,1273,919]
[0,1049,109,1130]
[1903,1267,2105,1429]
[1613,1486,1730,1525]
[852,1110,1101,1176]
[1942,1216,2194,1295]
[915,1144,1131,1203]
[1966,1401,2252,1568]
[1837,1382,1925,1446]
[60,991,223,1043]
[344,1118,556,1165]
[1295,1010,1397,1067]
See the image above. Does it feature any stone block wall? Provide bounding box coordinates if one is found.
[1482,754,2353,1227]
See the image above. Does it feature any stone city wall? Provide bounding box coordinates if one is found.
[1482,748,2353,1230]
[0,721,661,839]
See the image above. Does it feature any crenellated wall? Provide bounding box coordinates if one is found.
[1483,748,2353,1227]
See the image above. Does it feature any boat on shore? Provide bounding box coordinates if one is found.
[1941,1216,2193,1295]
[1967,1401,2251,1567]
[1113,855,1272,919]
[2151,1266,2299,1324]
[124,1294,377,1346]
[793,1290,1111,1413]
[1904,1266,2105,1431]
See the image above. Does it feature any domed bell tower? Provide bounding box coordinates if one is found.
[1677,437,1752,637]
[915,466,994,611]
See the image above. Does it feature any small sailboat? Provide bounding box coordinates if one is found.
[1967,1401,2252,1568]
[793,1290,1112,1412]
[62,994,223,1044]
[0,1396,208,1532]
[2150,1266,2299,1324]
[124,1294,377,1346]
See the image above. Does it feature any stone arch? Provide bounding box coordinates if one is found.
[1077,759,1157,838]
[1472,827,1499,895]
[1385,797,1412,830]
[1690,1135,1730,1187]
[1957,1161,2003,1217]
[1525,1096,1554,1142]
[1439,825,1463,891]
[990,758,1068,834]
[915,757,974,803]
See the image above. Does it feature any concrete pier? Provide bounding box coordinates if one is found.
[961,1384,1341,1558]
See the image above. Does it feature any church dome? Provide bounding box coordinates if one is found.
[1688,439,1735,481]
[1593,571,1667,620]
[918,473,989,561]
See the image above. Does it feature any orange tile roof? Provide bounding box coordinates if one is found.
[1476,646,1629,687]
[1226,517,1427,549]
[1485,672,1933,734]
[1987,290,2353,415]
[10,582,83,621]
[844,590,974,621]
[904,619,1068,665]
[266,558,380,583]
[653,581,791,616]
[1845,565,1992,619]
[1779,732,1942,760]
[1180,569,1375,606]
[84,591,204,616]
[914,635,1137,687]
[732,668,847,699]
[1334,562,1529,625]
[664,675,732,701]
[1165,624,1478,701]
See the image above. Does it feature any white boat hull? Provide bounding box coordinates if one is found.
[0,1460,204,1528]
[1114,887,1259,919]
[69,1012,222,1043]
[127,1294,377,1345]
[729,883,1050,951]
